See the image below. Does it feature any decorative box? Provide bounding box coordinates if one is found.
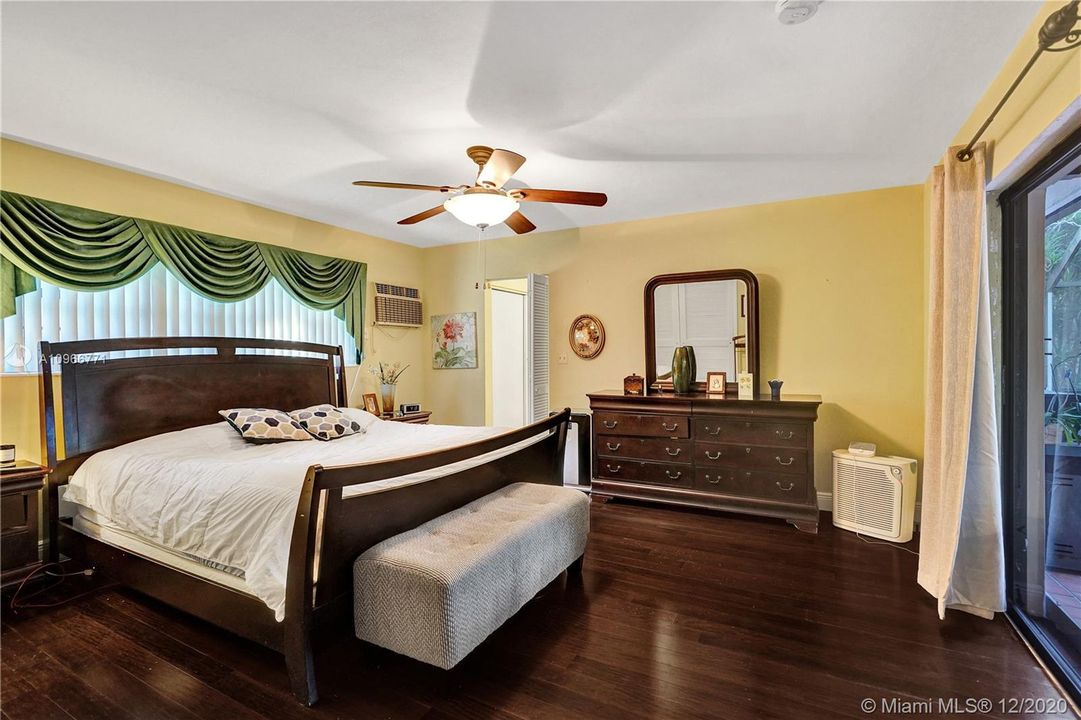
[623,373,645,396]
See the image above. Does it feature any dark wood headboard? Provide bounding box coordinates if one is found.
[40,337,347,468]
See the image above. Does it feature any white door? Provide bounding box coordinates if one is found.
[490,288,527,426]
[525,273,550,423]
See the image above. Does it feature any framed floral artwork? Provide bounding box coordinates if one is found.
[432,312,478,369]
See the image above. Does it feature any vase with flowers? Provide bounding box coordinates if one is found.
[369,361,409,415]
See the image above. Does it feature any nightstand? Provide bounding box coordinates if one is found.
[1,461,49,588]
[384,411,432,424]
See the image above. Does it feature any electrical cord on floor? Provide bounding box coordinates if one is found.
[8,561,118,612]
[856,532,920,556]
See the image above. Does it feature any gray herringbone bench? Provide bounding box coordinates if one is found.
[353,482,589,669]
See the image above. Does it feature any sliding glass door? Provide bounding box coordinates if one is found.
[1002,125,1081,704]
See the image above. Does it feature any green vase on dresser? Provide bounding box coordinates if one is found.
[671,346,694,393]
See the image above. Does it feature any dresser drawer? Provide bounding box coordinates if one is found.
[695,443,807,474]
[696,468,810,502]
[695,418,808,448]
[597,436,692,464]
[596,459,692,488]
[594,412,689,438]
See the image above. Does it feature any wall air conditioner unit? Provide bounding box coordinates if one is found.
[832,450,918,542]
[374,283,422,327]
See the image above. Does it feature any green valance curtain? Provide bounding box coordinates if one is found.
[0,191,366,359]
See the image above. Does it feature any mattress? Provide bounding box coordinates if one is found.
[73,508,252,594]
[64,408,541,621]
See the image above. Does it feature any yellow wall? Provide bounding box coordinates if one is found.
[423,186,927,490]
[0,139,428,463]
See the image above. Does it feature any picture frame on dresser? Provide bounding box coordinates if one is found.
[706,372,727,395]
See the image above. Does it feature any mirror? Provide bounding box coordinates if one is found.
[644,269,760,392]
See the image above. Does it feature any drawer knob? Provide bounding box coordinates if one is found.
[665,470,682,480]
[606,442,622,451]
[706,475,720,485]
[661,422,679,432]
[775,481,795,491]
[603,420,618,429]
[775,429,794,440]
[705,450,722,460]
[775,456,795,466]
[606,464,622,473]
[706,426,721,436]
[665,447,682,456]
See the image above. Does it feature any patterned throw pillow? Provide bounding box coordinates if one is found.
[289,404,364,441]
[219,408,313,443]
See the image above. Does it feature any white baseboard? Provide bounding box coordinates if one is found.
[816,491,921,526]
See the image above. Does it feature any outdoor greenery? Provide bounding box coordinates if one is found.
[1046,209,1081,445]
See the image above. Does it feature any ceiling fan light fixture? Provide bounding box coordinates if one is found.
[443,189,519,228]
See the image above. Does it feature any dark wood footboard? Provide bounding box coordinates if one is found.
[284,412,569,704]
[38,336,569,707]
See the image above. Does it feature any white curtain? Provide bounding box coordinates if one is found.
[918,144,1006,619]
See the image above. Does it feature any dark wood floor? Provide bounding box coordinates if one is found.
[2,500,1073,720]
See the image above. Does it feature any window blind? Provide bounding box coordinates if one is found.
[1,263,356,372]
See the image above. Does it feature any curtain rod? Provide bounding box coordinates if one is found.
[957,0,1080,162]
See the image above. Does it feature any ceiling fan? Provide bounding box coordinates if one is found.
[353,146,607,234]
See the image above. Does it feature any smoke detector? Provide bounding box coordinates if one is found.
[776,0,822,25]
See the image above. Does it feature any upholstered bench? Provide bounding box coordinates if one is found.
[353,482,589,669]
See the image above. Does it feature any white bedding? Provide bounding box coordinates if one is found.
[64,409,524,621]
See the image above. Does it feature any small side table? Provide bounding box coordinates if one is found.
[1,461,49,589]
[384,411,432,425]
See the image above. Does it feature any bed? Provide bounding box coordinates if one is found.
[39,336,570,706]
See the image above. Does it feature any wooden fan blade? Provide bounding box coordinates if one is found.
[353,181,452,192]
[476,149,526,189]
[514,188,607,206]
[398,205,446,225]
[504,211,536,235]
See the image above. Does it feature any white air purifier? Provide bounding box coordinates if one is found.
[832,450,918,542]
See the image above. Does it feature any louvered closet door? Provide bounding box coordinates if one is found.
[525,273,550,423]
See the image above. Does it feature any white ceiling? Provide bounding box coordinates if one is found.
[1,1,1038,247]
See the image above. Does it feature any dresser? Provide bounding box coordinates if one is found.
[587,391,822,532]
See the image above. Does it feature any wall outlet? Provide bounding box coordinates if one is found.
[557,351,568,365]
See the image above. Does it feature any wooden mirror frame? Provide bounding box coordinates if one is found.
[644,269,760,394]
